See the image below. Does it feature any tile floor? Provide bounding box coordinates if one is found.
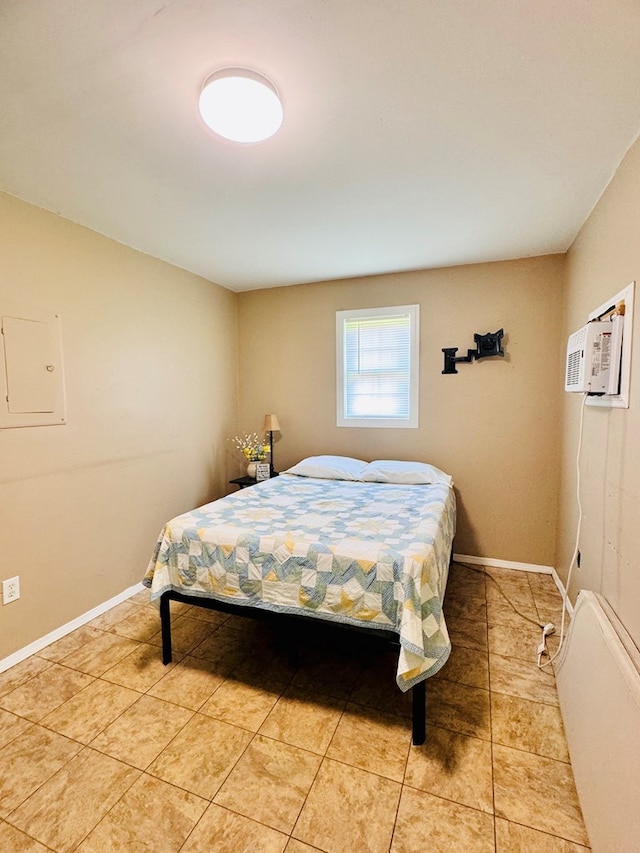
[0,562,591,852]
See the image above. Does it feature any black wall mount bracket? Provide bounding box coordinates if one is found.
[442,329,505,374]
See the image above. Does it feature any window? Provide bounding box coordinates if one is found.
[336,304,419,428]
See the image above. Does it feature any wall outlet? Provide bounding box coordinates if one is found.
[2,576,20,604]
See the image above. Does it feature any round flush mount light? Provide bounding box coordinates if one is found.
[198,68,283,144]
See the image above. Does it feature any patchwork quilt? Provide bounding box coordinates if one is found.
[144,473,456,690]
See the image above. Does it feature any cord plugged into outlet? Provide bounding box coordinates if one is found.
[2,576,20,605]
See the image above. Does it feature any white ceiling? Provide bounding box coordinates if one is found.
[2,1,640,292]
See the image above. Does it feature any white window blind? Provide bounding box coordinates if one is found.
[336,305,419,428]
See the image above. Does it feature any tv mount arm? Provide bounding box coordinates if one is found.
[442,329,505,374]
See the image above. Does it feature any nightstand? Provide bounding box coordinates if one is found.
[229,475,258,489]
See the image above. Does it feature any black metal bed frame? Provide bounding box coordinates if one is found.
[159,589,427,745]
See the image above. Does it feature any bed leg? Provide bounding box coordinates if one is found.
[160,593,173,665]
[412,681,426,746]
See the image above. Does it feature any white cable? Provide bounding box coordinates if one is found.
[538,392,588,668]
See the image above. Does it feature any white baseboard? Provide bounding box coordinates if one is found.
[453,552,554,573]
[0,581,146,674]
[453,553,572,616]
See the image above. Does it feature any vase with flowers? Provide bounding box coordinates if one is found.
[230,432,270,478]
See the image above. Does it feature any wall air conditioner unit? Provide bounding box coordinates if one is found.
[565,318,623,394]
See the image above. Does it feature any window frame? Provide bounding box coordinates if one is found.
[336,304,420,429]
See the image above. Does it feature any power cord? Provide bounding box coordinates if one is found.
[456,561,556,664]
[455,562,546,628]
[537,391,588,670]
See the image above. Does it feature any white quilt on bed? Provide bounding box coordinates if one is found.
[144,473,456,690]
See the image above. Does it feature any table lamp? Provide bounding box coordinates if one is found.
[263,413,281,477]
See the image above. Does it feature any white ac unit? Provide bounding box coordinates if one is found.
[565,318,623,394]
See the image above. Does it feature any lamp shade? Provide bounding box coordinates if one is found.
[263,414,280,432]
[198,68,283,144]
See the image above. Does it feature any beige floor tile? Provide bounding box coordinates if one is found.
[484,566,534,591]
[90,694,193,769]
[294,758,401,853]
[101,641,182,691]
[486,593,541,630]
[234,631,299,681]
[61,632,140,676]
[0,564,589,853]
[446,566,487,601]
[391,786,495,853]
[111,607,162,642]
[183,605,230,625]
[495,818,591,852]
[77,772,207,852]
[148,614,217,654]
[493,744,589,846]
[0,821,51,852]
[290,651,360,699]
[491,693,570,761]
[200,673,285,731]
[528,572,560,595]
[148,713,252,799]
[259,686,345,754]
[427,678,491,740]
[188,607,229,628]
[180,803,288,853]
[350,653,413,718]
[187,624,252,668]
[237,650,299,683]
[166,599,194,616]
[404,725,493,813]
[486,576,537,611]
[0,708,33,750]
[532,590,568,626]
[489,652,559,705]
[8,747,139,853]
[434,644,489,690]
[37,626,104,662]
[444,594,487,623]
[214,734,321,833]
[40,678,140,744]
[326,703,411,782]
[0,663,94,722]
[128,587,153,606]
[536,603,569,629]
[222,614,273,639]
[284,841,319,853]
[445,614,488,651]
[147,655,227,709]
[0,725,82,817]
[531,584,564,606]
[0,657,52,700]
[488,622,541,662]
[87,601,142,631]
[445,588,487,615]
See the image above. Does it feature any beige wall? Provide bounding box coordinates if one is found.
[558,136,640,649]
[238,255,565,564]
[0,192,238,658]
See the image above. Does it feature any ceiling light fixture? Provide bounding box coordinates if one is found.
[198,68,283,144]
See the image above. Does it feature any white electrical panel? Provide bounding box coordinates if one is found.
[0,306,66,428]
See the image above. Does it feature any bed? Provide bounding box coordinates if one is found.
[143,456,456,744]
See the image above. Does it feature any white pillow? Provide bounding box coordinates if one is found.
[283,455,368,481]
[361,459,453,487]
